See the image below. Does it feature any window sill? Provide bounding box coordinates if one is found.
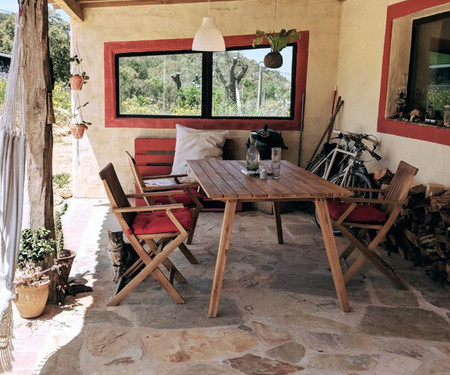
[378,117,450,146]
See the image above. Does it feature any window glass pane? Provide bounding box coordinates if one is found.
[408,14,450,117]
[118,53,202,116]
[212,46,294,117]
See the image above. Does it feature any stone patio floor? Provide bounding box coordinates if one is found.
[5,198,450,375]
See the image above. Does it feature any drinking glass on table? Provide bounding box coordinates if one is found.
[271,147,281,179]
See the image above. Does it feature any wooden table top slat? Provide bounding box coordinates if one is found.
[219,160,268,197]
[196,159,239,198]
[187,159,352,200]
[280,161,351,197]
[208,160,254,198]
[227,161,296,198]
[187,160,224,198]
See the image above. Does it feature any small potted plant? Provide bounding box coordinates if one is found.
[252,29,300,68]
[69,55,89,90]
[54,204,76,304]
[70,102,92,139]
[14,228,56,318]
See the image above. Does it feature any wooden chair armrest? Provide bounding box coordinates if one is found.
[126,190,187,198]
[142,173,188,180]
[347,187,387,193]
[113,203,184,213]
[340,197,407,206]
[142,183,199,192]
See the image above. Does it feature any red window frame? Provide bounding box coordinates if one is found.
[104,33,309,130]
[378,0,450,146]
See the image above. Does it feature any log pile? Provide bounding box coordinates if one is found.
[384,182,450,284]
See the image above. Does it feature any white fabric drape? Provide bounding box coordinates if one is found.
[0,15,26,373]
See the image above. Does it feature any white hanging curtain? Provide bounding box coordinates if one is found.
[0,14,26,373]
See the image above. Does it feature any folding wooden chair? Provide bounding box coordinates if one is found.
[126,151,203,245]
[327,161,418,289]
[99,163,197,306]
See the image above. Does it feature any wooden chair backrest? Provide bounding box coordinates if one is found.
[125,151,146,193]
[99,163,136,227]
[134,137,234,178]
[381,161,418,215]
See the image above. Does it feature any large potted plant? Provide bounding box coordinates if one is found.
[14,228,56,318]
[69,55,89,90]
[252,29,300,68]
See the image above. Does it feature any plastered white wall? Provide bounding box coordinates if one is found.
[336,0,450,187]
[71,0,342,197]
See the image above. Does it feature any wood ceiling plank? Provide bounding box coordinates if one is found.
[52,0,84,21]
[77,0,246,9]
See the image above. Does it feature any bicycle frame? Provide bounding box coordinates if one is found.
[310,143,357,180]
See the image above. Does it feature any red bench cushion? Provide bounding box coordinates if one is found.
[327,201,387,223]
[132,208,193,235]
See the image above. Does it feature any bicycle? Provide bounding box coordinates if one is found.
[309,131,382,233]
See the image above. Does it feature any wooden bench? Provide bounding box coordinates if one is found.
[134,138,241,211]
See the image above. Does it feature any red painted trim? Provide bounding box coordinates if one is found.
[104,33,309,130]
[377,0,450,146]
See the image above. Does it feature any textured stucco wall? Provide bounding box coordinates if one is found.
[70,0,342,197]
[336,0,450,186]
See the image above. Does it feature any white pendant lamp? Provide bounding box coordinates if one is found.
[192,0,225,51]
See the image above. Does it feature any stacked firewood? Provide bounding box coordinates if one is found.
[381,176,450,284]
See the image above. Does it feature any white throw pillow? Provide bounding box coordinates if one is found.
[171,124,229,178]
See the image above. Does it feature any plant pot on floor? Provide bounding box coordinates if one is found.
[69,75,83,90]
[14,281,50,319]
[55,249,76,304]
[70,124,88,139]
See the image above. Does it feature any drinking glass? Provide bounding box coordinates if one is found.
[271,147,281,179]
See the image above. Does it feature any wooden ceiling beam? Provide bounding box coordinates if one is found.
[51,0,84,21]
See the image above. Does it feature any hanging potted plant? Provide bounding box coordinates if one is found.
[14,228,56,318]
[252,29,300,68]
[69,55,89,90]
[70,101,91,139]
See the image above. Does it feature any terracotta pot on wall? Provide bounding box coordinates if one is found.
[264,52,283,69]
[70,124,88,139]
[69,75,83,90]
[14,281,50,319]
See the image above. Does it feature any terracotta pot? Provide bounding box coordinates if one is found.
[69,75,83,90]
[264,52,283,69]
[70,124,88,139]
[14,281,50,319]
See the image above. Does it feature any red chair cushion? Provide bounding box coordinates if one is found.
[327,201,387,223]
[132,208,193,235]
[153,189,203,205]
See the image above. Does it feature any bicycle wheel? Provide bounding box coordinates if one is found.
[314,170,372,234]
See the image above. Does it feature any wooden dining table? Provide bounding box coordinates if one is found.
[187,159,353,317]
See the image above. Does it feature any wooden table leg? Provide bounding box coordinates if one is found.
[208,199,238,318]
[314,198,351,312]
[272,201,283,244]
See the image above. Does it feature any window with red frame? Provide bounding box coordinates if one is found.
[104,33,309,130]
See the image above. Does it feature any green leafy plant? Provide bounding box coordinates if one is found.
[69,55,90,84]
[252,29,300,53]
[54,203,68,258]
[18,228,56,268]
[53,173,70,189]
[72,101,92,126]
[14,262,51,287]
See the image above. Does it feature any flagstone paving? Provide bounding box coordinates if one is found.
[5,198,450,375]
